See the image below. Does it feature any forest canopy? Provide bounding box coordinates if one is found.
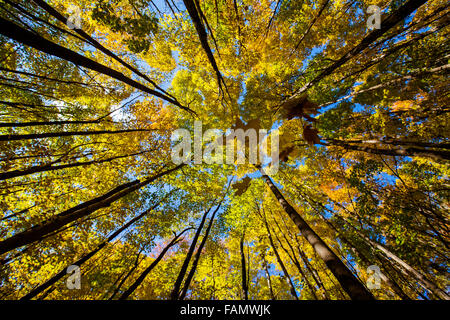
[0,0,449,300]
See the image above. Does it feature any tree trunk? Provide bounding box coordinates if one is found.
[363,233,449,300]
[31,0,177,102]
[0,16,192,114]
[170,204,213,300]
[294,182,414,299]
[0,149,153,181]
[259,207,299,300]
[106,253,142,300]
[262,254,276,300]
[0,165,183,255]
[179,202,221,299]
[271,216,319,299]
[240,232,249,300]
[0,128,153,142]
[261,172,374,300]
[118,228,191,300]
[20,198,165,300]
[327,139,450,161]
[182,0,225,93]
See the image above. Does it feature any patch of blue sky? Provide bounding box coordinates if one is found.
[375,171,398,187]
[237,82,246,105]
[303,43,328,68]
[322,204,334,219]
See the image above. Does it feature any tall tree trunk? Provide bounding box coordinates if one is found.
[170,204,214,300]
[318,214,411,300]
[179,202,222,300]
[262,254,276,300]
[361,232,449,300]
[0,165,183,255]
[293,184,415,300]
[261,171,374,300]
[20,197,166,300]
[118,227,191,300]
[182,0,226,93]
[258,206,299,300]
[325,202,449,300]
[327,139,450,161]
[330,137,450,150]
[0,17,193,114]
[31,0,177,101]
[240,231,249,300]
[279,213,330,299]
[0,149,153,181]
[0,119,102,128]
[106,252,142,300]
[271,216,319,299]
[0,128,153,142]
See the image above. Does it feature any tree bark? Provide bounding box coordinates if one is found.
[0,164,183,255]
[31,0,178,103]
[297,190,412,300]
[271,216,319,299]
[179,202,221,299]
[327,139,450,161]
[0,128,153,142]
[240,232,249,300]
[182,0,226,93]
[20,198,165,300]
[118,228,192,300]
[261,171,374,300]
[0,149,153,181]
[0,17,193,114]
[170,204,213,300]
[106,253,142,300]
[262,254,276,300]
[259,206,299,300]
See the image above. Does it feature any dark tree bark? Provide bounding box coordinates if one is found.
[296,190,412,300]
[118,227,192,300]
[106,252,142,300]
[0,119,101,128]
[292,0,329,52]
[182,0,227,94]
[0,128,153,142]
[0,17,193,114]
[240,231,249,300]
[20,198,165,300]
[0,149,153,181]
[361,230,449,300]
[179,202,222,300]
[31,0,178,102]
[278,213,331,299]
[0,66,102,88]
[312,188,447,299]
[271,216,319,299]
[261,171,374,300]
[0,164,183,255]
[327,139,450,161]
[258,206,299,300]
[170,204,214,300]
